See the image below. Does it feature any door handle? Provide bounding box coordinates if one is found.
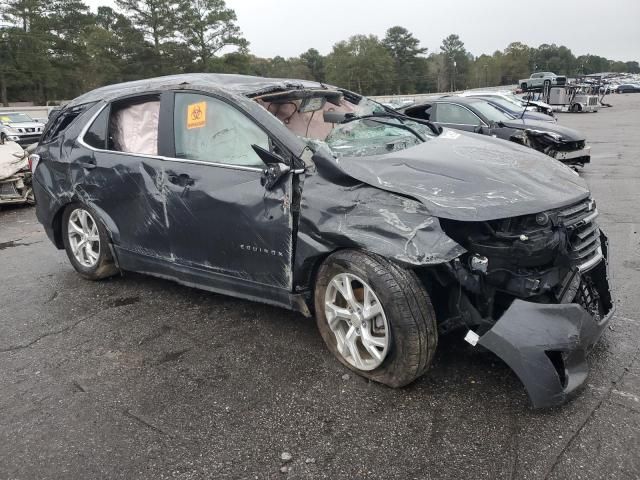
[168,173,194,187]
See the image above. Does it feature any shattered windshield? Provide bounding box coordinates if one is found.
[256,89,437,158]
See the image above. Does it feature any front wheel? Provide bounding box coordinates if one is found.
[62,203,118,280]
[314,250,438,387]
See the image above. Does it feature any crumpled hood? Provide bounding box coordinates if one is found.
[502,119,584,141]
[335,129,589,221]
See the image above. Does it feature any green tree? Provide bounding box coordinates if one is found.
[115,0,178,73]
[382,26,427,94]
[325,35,395,95]
[300,48,325,82]
[440,34,468,91]
[176,0,246,70]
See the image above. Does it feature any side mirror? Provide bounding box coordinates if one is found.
[252,144,291,190]
[474,125,484,134]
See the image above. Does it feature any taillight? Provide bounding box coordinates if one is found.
[28,153,40,173]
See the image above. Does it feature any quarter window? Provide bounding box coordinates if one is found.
[83,107,109,149]
[435,104,481,125]
[174,93,268,168]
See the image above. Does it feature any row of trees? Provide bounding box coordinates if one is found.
[1,0,639,104]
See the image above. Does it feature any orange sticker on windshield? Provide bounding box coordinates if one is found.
[187,102,207,129]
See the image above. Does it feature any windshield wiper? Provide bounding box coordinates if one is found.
[323,111,440,140]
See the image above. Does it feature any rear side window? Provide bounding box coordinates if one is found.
[83,107,109,149]
[107,96,160,155]
[41,103,94,143]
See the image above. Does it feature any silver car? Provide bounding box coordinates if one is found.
[0,112,45,147]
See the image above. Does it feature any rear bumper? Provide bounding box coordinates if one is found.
[478,233,613,409]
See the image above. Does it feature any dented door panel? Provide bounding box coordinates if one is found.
[71,146,172,259]
[164,162,294,289]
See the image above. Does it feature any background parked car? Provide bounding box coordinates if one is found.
[615,84,640,93]
[398,97,591,166]
[461,90,555,117]
[466,95,556,123]
[519,72,567,90]
[0,112,45,147]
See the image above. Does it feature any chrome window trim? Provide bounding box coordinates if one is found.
[76,103,265,173]
[435,102,489,127]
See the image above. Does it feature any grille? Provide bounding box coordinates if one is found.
[588,97,598,106]
[0,181,19,197]
[574,276,602,321]
[557,198,602,270]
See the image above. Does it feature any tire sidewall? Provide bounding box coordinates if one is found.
[315,253,406,380]
[62,203,115,279]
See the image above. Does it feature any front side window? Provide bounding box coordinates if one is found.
[435,104,481,125]
[174,93,268,168]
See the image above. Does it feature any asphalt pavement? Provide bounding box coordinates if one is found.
[1,94,639,480]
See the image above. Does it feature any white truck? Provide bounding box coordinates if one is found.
[519,72,567,90]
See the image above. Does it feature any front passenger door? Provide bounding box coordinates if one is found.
[163,92,295,291]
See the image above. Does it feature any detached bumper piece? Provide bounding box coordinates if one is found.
[478,247,613,409]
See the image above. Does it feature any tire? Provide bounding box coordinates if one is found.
[314,250,438,388]
[62,203,118,280]
[0,133,6,144]
[521,83,528,90]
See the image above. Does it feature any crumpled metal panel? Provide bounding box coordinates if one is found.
[334,130,590,221]
[478,299,613,408]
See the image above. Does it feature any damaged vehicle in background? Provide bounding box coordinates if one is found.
[398,97,592,167]
[0,138,35,206]
[30,74,613,409]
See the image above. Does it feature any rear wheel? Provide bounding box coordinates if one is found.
[314,250,438,388]
[521,82,528,90]
[62,203,118,280]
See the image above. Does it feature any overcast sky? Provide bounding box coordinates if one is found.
[86,0,640,62]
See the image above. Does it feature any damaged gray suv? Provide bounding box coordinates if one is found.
[31,74,614,408]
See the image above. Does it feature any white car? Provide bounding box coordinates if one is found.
[0,112,45,147]
[460,91,555,118]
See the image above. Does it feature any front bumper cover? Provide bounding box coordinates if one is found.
[478,298,612,408]
[477,233,613,408]
[554,146,591,164]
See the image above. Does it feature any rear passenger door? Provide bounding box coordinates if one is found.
[73,94,173,262]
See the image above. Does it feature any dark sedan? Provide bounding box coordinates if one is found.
[616,84,640,93]
[398,97,591,166]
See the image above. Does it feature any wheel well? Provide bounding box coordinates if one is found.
[51,204,68,249]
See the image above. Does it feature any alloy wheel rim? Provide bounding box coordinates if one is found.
[324,273,389,371]
[68,209,100,268]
